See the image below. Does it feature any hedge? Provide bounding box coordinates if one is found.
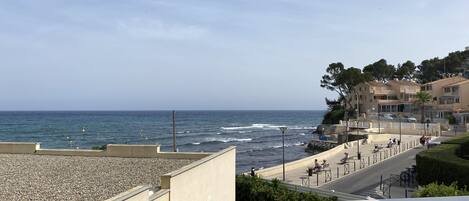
[416,133,469,187]
[414,182,469,197]
[236,175,337,201]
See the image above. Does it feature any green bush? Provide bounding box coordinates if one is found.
[442,133,469,145]
[414,182,469,197]
[321,107,344,125]
[91,144,107,150]
[416,133,469,188]
[236,175,337,201]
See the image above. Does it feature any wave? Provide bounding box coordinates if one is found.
[188,137,253,146]
[289,126,317,130]
[221,124,284,131]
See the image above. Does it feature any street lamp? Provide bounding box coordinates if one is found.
[356,109,361,160]
[378,104,381,134]
[399,114,402,147]
[279,126,288,181]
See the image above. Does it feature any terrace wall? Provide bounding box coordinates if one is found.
[160,146,236,201]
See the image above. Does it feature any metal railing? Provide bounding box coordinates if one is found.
[298,139,421,188]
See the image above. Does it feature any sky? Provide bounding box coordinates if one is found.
[1,0,469,111]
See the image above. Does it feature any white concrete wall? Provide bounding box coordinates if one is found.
[105,185,151,201]
[160,146,236,201]
[151,190,170,201]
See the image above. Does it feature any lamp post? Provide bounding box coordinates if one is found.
[375,104,381,134]
[399,114,402,147]
[356,109,361,160]
[279,126,288,181]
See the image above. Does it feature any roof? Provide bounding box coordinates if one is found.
[426,76,466,85]
[445,79,469,87]
[387,79,420,86]
[0,154,194,200]
[364,81,387,87]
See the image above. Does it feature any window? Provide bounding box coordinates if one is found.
[456,98,460,103]
[444,88,451,93]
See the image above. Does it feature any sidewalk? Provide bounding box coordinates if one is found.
[262,135,421,188]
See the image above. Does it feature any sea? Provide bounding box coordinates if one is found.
[0,110,324,173]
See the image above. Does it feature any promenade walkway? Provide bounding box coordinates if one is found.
[260,134,421,188]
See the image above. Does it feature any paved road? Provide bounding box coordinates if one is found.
[320,137,448,198]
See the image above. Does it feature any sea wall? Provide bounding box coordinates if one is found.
[160,146,236,201]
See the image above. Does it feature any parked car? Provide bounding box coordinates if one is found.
[403,115,417,122]
[381,114,394,120]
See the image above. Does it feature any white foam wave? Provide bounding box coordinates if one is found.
[221,124,284,131]
[191,137,252,145]
[289,126,317,130]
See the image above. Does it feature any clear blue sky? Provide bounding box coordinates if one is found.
[1,0,468,110]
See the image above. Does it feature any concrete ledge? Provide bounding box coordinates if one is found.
[156,152,212,160]
[150,189,170,201]
[106,144,160,158]
[104,185,151,201]
[0,142,40,154]
[36,149,105,157]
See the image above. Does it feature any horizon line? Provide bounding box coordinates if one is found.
[0,109,327,112]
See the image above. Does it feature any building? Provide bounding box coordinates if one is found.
[0,142,236,201]
[421,76,469,124]
[349,80,421,117]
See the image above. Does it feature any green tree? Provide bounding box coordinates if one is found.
[416,91,432,123]
[417,58,441,83]
[320,63,371,121]
[322,98,345,124]
[363,59,396,81]
[395,60,416,80]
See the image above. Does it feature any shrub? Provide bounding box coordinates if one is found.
[416,133,469,188]
[91,144,107,150]
[236,175,337,201]
[414,182,469,197]
[442,133,469,145]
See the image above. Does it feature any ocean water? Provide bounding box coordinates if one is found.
[0,110,324,172]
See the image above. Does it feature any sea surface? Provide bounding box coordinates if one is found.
[0,110,324,172]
